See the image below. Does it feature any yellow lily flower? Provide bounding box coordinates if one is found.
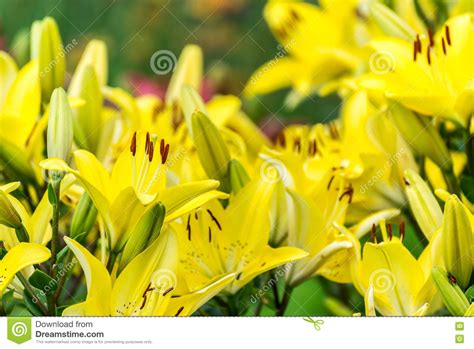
[0,242,51,293]
[62,230,234,316]
[40,131,227,252]
[245,0,364,102]
[175,177,308,294]
[348,220,437,316]
[366,14,474,125]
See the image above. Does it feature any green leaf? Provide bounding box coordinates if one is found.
[23,289,44,316]
[465,285,474,303]
[28,270,57,293]
[47,182,58,206]
[1,289,15,315]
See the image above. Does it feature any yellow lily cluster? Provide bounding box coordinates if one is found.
[1,0,473,317]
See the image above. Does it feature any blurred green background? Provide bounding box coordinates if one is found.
[0,0,340,129]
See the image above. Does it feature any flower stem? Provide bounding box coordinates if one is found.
[48,179,61,315]
[276,284,293,316]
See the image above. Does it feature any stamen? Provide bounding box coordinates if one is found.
[428,29,434,47]
[160,139,165,157]
[277,132,286,147]
[130,132,137,156]
[387,224,392,241]
[327,175,335,190]
[426,44,431,65]
[145,132,150,152]
[445,25,451,46]
[236,272,242,280]
[413,41,418,61]
[399,221,405,241]
[186,214,192,241]
[294,137,301,153]
[161,143,170,164]
[162,287,174,296]
[175,306,184,316]
[416,34,422,53]
[339,185,354,203]
[148,141,154,162]
[140,283,155,310]
[208,226,212,242]
[370,224,377,243]
[403,176,410,186]
[441,38,447,55]
[206,209,222,230]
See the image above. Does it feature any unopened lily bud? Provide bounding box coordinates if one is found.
[47,87,74,163]
[70,193,98,241]
[74,39,108,86]
[229,159,250,194]
[165,44,202,106]
[404,169,443,240]
[368,2,416,41]
[269,180,288,247]
[180,85,207,137]
[119,203,166,272]
[192,111,231,192]
[432,267,470,316]
[390,104,452,171]
[0,191,22,229]
[31,17,65,103]
[68,64,102,152]
[442,195,472,290]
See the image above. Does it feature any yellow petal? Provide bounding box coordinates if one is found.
[0,243,50,293]
[62,237,112,316]
[0,51,18,107]
[167,273,235,316]
[111,228,178,316]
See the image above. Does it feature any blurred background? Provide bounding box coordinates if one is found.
[0,0,340,129]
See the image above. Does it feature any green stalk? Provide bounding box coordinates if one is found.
[48,179,61,315]
[17,272,48,315]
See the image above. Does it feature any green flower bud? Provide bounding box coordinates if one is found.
[119,203,166,272]
[31,17,66,103]
[368,2,416,41]
[70,193,98,241]
[404,169,443,240]
[432,267,470,316]
[229,159,250,194]
[47,87,74,163]
[442,195,472,290]
[165,44,202,106]
[192,111,231,192]
[0,190,22,229]
[180,85,207,137]
[390,103,452,171]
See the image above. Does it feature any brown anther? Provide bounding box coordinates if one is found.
[130,132,137,156]
[448,273,457,285]
[294,138,301,153]
[140,282,155,310]
[162,287,174,296]
[186,214,192,241]
[148,141,154,161]
[403,176,410,186]
[175,306,184,316]
[445,25,451,46]
[427,44,432,65]
[208,226,212,243]
[327,175,335,190]
[416,34,422,53]
[339,185,354,203]
[161,143,170,164]
[145,132,150,152]
[387,224,393,241]
[277,132,286,147]
[160,138,165,157]
[206,209,222,230]
[290,9,300,22]
[370,224,377,243]
[428,29,434,47]
[413,41,418,61]
[442,37,447,55]
[399,221,405,241]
